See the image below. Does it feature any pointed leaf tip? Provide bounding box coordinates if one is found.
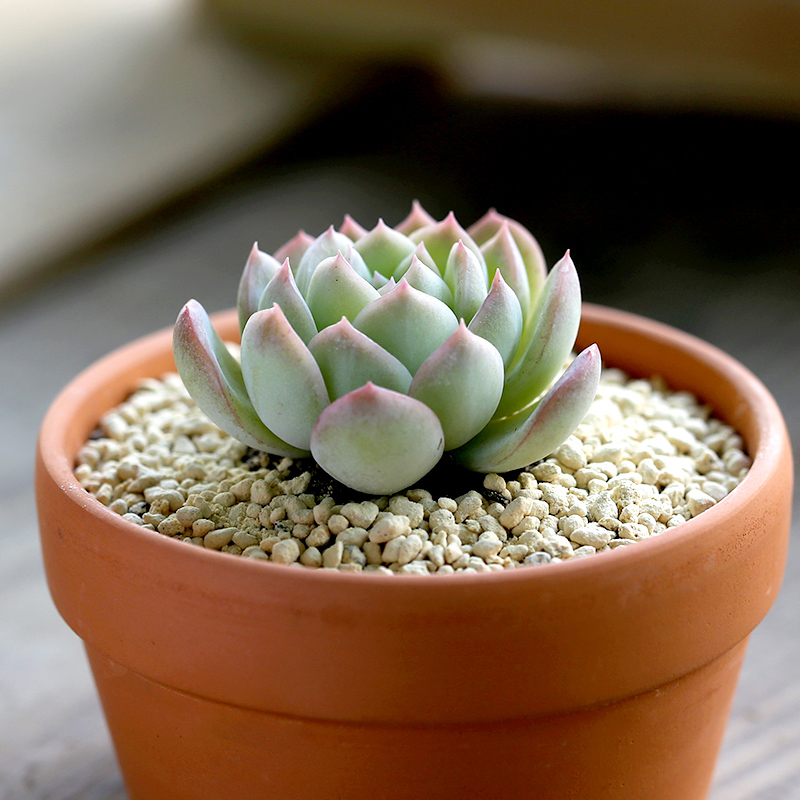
[237,244,280,331]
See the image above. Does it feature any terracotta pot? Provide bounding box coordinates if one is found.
[36,304,792,800]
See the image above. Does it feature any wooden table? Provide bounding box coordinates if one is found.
[1,96,798,799]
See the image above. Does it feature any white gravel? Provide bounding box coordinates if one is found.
[74,368,751,574]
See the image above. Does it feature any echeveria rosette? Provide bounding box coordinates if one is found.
[174,205,601,494]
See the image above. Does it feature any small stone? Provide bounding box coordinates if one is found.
[250,479,273,505]
[586,492,618,521]
[619,522,649,540]
[383,534,424,565]
[397,561,429,576]
[437,497,458,513]
[306,525,331,548]
[523,551,552,566]
[686,489,716,516]
[532,462,561,482]
[243,546,269,559]
[192,518,216,536]
[541,533,573,559]
[472,533,503,560]
[540,484,569,516]
[232,530,259,549]
[553,436,587,470]
[230,478,254,501]
[322,541,344,569]
[477,515,506,539]
[558,515,586,537]
[340,501,380,529]
[175,505,202,526]
[569,524,612,549]
[327,514,350,534]
[203,527,236,549]
[109,498,128,515]
[157,515,185,536]
[388,496,425,527]
[337,527,370,548]
[342,545,368,567]
[260,536,280,552]
[702,481,729,502]
[637,513,657,533]
[444,541,463,564]
[289,507,315,526]
[363,541,383,565]
[369,515,411,543]
[501,544,529,562]
[278,471,311,495]
[271,538,301,564]
[428,508,456,531]
[483,473,507,494]
[213,491,236,508]
[455,491,483,522]
[427,545,445,567]
[312,498,335,525]
[498,496,534,530]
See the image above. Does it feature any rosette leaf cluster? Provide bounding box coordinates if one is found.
[174,204,601,494]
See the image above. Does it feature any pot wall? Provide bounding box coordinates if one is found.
[36,305,793,799]
[85,638,747,800]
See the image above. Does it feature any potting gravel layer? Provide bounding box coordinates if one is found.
[74,368,751,574]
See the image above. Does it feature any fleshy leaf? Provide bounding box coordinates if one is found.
[402,255,454,305]
[371,271,390,289]
[445,241,488,323]
[339,214,368,240]
[409,322,504,449]
[495,251,582,417]
[395,200,436,235]
[295,226,371,293]
[353,280,459,374]
[480,222,531,319]
[173,300,307,456]
[240,306,330,450]
[354,219,416,276]
[393,241,441,281]
[468,271,523,368]
[409,212,487,277]
[273,230,314,273]
[237,243,281,331]
[468,209,547,303]
[310,383,445,494]
[258,259,317,344]
[378,277,397,296]
[454,345,601,472]
[308,317,413,400]
[305,252,381,330]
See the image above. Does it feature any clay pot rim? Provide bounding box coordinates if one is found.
[38,302,785,593]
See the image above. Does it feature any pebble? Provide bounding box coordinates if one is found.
[368,515,411,543]
[272,539,301,564]
[75,365,751,575]
[204,527,236,550]
[340,501,380,529]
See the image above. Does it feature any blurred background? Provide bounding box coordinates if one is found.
[1,1,798,798]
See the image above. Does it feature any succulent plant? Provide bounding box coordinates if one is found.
[174,204,601,495]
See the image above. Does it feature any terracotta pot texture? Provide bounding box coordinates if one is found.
[36,304,792,800]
